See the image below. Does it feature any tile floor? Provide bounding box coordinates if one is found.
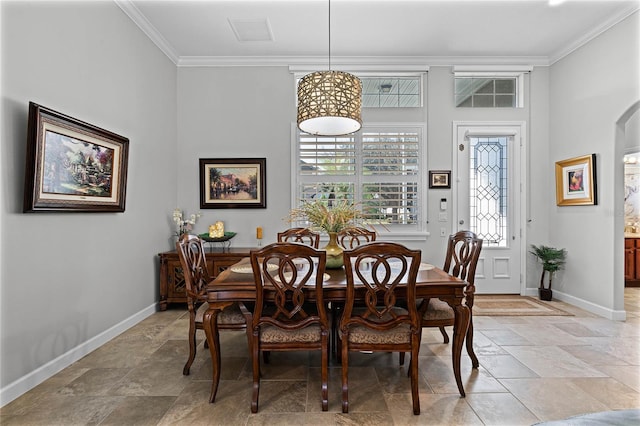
[2,290,639,425]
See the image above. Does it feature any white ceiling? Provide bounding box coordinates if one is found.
[116,0,640,67]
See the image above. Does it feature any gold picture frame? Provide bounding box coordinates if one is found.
[555,154,597,206]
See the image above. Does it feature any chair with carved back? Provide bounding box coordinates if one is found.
[277,227,320,248]
[337,227,376,249]
[339,242,422,415]
[249,242,329,413]
[331,226,377,356]
[175,234,252,377]
[418,230,482,367]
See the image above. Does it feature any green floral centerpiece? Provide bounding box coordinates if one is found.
[287,199,360,268]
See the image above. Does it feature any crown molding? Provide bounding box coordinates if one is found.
[177,55,549,68]
[117,0,638,69]
[115,0,179,64]
[547,3,639,65]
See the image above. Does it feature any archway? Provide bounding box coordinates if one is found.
[614,100,640,317]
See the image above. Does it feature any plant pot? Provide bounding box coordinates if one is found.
[539,288,553,301]
[324,232,344,269]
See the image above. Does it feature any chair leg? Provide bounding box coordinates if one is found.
[399,351,405,365]
[183,321,197,376]
[439,326,450,344]
[341,337,349,413]
[410,344,420,415]
[251,334,260,413]
[321,334,329,411]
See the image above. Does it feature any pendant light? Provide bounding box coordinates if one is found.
[296,0,362,136]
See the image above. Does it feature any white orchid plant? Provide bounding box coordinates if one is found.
[172,208,201,237]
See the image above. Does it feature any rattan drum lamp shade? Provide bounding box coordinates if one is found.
[296,0,362,136]
[297,70,362,136]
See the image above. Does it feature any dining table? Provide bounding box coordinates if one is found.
[202,257,475,403]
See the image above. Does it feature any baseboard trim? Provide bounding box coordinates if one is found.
[1,303,157,407]
[524,288,626,321]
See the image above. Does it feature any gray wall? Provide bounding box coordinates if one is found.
[1,1,177,399]
[548,11,639,314]
[177,65,543,271]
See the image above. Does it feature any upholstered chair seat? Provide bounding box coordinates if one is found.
[420,298,454,321]
[339,308,411,344]
[195,302,247,325]
[259,324,322,344]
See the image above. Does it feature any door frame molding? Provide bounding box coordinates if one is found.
[452,121,527,295]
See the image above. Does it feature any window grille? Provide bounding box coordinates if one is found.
[361,77,421,108]
[469,136,509,246]
[455,77,516,108]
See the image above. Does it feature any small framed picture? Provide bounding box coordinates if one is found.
[23,102,129,212]
[555,154,597,206]
[199,158,266,209]
[429,170,451,189]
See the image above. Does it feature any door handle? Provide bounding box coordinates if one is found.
[459,220,464,225]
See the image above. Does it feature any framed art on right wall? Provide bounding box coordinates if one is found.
[555,154,597,206]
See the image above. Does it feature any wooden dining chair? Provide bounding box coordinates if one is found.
[249,242,329,413]
[331,226,377,355]
[175,234,252,377]
[337,227,376,249]
[418,230,482,366]
[277,227,320,248]
[339,242,422,415]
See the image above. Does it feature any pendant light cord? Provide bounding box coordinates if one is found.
[328,0,331,71]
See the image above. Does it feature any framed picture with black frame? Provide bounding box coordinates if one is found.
[429,170,451,189]
[199,158,266,209]
[23,102,129,212]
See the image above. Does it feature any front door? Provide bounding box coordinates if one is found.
[454,123,524,294]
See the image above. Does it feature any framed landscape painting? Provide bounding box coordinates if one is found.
[429,170,451,189]
[23,102,129,212]
[555,154,597,206]
[199,158,266,209]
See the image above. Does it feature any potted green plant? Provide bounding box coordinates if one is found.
[530,244,567,301]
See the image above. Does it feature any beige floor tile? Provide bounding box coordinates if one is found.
[420,356,506,394]
[387,393,483,425]
[158,380,251,425]
[559,344,632,367]
[597,365,640,392]
[479,328,532,346]
[570,377,640,409]
[477,354,538,378]
[465,393,540,425]
[100,396,176,426]
[499,378,609,421]
[502,346,608,377]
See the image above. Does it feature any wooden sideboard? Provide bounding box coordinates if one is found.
[625,238,640,287]
[158,247,253,310]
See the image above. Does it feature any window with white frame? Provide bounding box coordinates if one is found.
[294,125,424,233]
[361,76,422,108]
[453,68,529,108]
